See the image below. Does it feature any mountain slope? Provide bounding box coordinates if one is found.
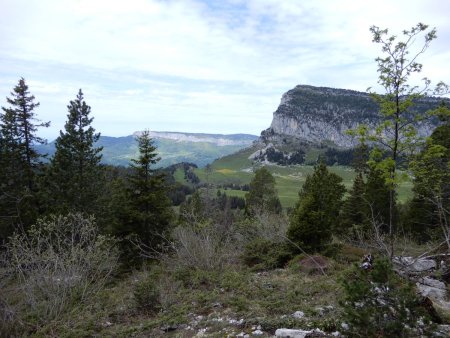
[37,132,258,168]
[261,84,447,148]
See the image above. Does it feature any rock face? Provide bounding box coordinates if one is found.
[261,85,446,148]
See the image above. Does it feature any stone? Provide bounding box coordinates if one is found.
[418,276,446,289]
[393,256,437,272]
[416,279,447,300]
[252,329,264,335]
[275,328,311,338]
[292,310,305,319]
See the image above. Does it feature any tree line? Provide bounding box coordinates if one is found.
[0,82,172,263]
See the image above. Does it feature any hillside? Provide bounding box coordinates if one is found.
[36,131,258,168]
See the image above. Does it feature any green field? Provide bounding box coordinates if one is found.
[175,146,413,208]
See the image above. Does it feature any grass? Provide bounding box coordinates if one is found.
[36,263,346,337]
[174,147,414,208]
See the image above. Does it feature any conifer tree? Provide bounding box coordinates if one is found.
[409,114,450,248]
[287,162,345,253]
[339,172,369,236]
[0,78,49,241]
[124,130,172,253]
[245,167,282,215]
[47,89,103,213]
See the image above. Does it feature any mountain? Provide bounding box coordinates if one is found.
[260,84,447,148]
[37,131,258,168]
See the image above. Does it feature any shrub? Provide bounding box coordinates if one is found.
[242,238,292,270]
[134,275,161,313]
[340,257,435,337]
[164,224,239,271]
[1,213,119,325]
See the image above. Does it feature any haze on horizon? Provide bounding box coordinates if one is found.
[1,0,449,141]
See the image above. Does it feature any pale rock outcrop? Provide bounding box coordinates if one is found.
[261,85,445,148]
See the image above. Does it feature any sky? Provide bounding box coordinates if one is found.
[1,0,449,140]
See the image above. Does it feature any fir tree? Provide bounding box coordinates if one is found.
[245,167,282,215]
[47,89,103,213]
[0,78,49,241]
[339,172,369,237]
[287,162,345,253]
[409,115,450,248]
[123,130,172,255]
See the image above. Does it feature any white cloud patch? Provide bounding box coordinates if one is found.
[1,0,449,139]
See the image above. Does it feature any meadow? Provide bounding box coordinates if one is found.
[175,146,413,208]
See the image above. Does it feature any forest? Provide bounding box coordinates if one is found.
[0,23,449,337]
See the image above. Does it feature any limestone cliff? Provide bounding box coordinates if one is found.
[261,85,446,148]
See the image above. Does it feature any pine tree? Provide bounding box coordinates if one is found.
[365,160,392,233]
[124,130,172,253]
[0,78,49,241]
[409,115,450,248]
[287,162,345,253]
[339,172,369,237]
[245,167,282,215]
[47,89,103,213]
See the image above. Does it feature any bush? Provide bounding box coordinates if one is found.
[133,267,182,313]
[1,213,119,326]
[134,275,161,313]
[243,238,292,270]
[164,224,239,271]
[340,257,435,337]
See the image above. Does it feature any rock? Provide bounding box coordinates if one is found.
[292,310,305,319]
[236,332,249,338]
[315,305,334,316]
[393,256,437,272]
[260,85,442,149]
[418,276,446,289]
[275,328,311,338]
[252,329,264,335]
[275,328,327,338]
[416,277,447,300]
[160,324,178,332]
[434,324,450,337]
[340,323,349,331]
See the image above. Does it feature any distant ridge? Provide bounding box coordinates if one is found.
[36,131,258,168]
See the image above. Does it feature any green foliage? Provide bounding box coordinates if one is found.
[340,258,433,337]
[0,78,49,241]
[245,167,282,215]
[349,23,448,254]
[408,119,450,246]
[46,89,104,214]
[134,271,162,313]
[288,162,345,253]
[115,130,173,260]
[2,213,119,328]
[340,172,368,236]
[242,238,292,270]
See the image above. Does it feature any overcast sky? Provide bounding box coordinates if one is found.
[1,0,449,140]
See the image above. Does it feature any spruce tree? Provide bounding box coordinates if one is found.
[245,167,282,215]
[123,130,172,254]
[339,172,369,237]
[0,78,49,241]
[409,115,450,248]
[47,89,103,213]
[287,162,345,253]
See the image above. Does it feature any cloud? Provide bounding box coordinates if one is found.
[1,0,449,139]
